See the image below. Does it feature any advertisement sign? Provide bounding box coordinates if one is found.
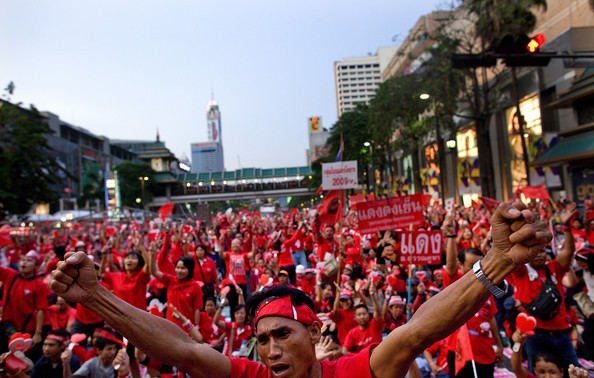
[308,116,322,134]
[399,230,443,265]
[355,194,424,234]
[322,161,358,190]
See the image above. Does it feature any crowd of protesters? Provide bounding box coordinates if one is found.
[0,196,593,378]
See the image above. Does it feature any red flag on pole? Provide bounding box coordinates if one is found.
[318,190,341,227]
[158,202,174,219]
[478,196,500,212]
[455,324,475,375]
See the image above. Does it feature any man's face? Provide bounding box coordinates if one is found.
[42,338,64,360]
[460,253,481,274]
[256,316,319,378]
[529,250,547,269]
[97,344,118,365]
[390,304,404,319]
[278,274,288,284]
[324,227,333,239]
[19,257,37,275]
[355,307,370,326]
[231,239,241,252]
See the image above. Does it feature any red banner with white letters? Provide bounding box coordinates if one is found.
[399,230,443,266]
[355,194,424,234]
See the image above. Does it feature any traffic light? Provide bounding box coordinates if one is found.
[492,34,555,67]
[451,54,496,69]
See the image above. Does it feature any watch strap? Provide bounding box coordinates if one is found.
[473,260,508,299]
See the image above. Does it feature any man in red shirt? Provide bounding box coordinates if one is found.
[442,216,504,378]
[0,250,49,357]
[219,238,252,318]
[342,284,383,354]
[50,202,553,378]
[509,202,581,374]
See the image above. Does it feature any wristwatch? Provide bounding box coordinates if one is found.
[473,260,508,299]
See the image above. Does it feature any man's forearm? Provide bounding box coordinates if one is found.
[82,285,230,378]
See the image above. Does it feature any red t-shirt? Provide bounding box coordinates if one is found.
[198,312,225,344]
[160,273,204,327]
[223,252,250,285]
[223,322,253,356]
[328,308,358,345]
[509,259,570,330]
[383,313,406,332]
[229,343,376,378]
[47,304,76,330]
[0,268,49,333]
[193,256,217,284]
[316,236,339,262]
[343,318,384,353]
[299,276,316,299]
[102,270,151,310]
[426,339,449,374]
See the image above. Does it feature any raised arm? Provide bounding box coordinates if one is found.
[368,202,552,378]
[49,252,230,378]
[557,201,577,268]
[442,216,458,277]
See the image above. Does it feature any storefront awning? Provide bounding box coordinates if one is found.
[545,67,594,109]
[532,130,594,166]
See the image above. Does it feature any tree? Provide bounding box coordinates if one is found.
[0,90,70,215]
[368,74,432,193]
[424,1,547,197]
[113,162,155,208]
[310,104,372,190]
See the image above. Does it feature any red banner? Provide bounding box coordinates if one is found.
[399,230,443,266]
[355,194,424,234]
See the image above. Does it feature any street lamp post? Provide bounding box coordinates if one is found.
[364,142,373,194]
[420,94,446,201]
[138,176,149,212]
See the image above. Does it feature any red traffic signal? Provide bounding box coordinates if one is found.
[527,34,546,53]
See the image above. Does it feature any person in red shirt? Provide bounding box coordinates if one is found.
[0,250,49,354]
[213,287,253,357]
[101,244,151,311]
[50,201,554,378]
[299,268,317,300]
[192,244,218,301]
[219,238,253,319]
[47,296,76,331]
[383,295,407,332]
[328,289,357,345]
[150,254,203,330]
[509,202,582,375]
[423,339,449,378]
[198,297,225,351]
[342,284,383,355]
[442,215,504,378]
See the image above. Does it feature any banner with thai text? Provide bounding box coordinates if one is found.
[355,194,424,234]
[322,160,359,190]
[399,230,443,266]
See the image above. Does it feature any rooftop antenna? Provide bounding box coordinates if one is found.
[156,127,160,142]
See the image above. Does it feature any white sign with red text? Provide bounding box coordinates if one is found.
[322,160,358,190]
[399,230,443,266]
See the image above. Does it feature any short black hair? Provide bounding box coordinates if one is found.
[354,304,369,313]
[124,251,145,270]
[458,248,483,264]
[246,286,315,321]
[46,329,70,345]
[533,351,563,370]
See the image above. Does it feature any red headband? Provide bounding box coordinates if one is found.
[94,329,124,346]
[254,296,321,330]
[46,334,67,344]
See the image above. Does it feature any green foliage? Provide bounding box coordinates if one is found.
[0,99,69,214]
[311,104,372,189]
[464,0,547,39]
[113,162,155,207]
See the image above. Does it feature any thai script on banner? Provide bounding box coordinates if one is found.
[399,230,443,266]
[355,194,424,234]
[322,161,359,190]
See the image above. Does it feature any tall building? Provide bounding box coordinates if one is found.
[334,46,398,117]
[191,100,225,173]
[191,142,224,173]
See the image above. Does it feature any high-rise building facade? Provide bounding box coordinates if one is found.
[190,142,224,173]
[190,100,225,173]
[334,46,398,117]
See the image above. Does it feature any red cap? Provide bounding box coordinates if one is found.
[254,296,321,330]
[24,250,41,265]
[278,270,289,276]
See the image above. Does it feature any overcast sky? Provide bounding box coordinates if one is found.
[1,0,448,171]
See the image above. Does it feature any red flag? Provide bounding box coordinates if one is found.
[470,199,481,211]
[318,190,342,227]
[158,202,174,218]
[478,196,500,212]
[455,324,474,374]
[314,185,324,196]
